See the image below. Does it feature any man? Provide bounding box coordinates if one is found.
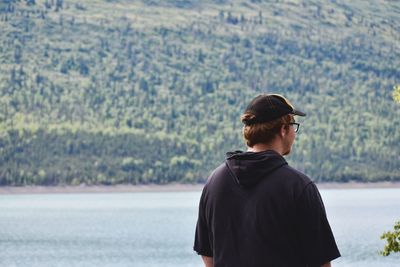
[194,94,340,267]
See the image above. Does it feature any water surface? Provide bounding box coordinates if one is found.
[0,189,399,266]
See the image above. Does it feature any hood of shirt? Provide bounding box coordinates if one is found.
[225,150,288,188]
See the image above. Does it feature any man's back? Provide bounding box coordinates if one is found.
[194,150,340,267]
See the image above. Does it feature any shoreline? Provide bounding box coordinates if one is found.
[0,182,400,195]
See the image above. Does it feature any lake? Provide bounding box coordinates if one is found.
[0,188,399,266]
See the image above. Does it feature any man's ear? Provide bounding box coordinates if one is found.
[279,124,287,137]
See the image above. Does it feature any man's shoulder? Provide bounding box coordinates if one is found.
[275,164,314,188]
[204,163,229,185]
[281,164,312,180]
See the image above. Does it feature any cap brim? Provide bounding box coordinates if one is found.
[292,109,306,116]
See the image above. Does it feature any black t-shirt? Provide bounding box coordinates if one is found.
[194,151,340,267]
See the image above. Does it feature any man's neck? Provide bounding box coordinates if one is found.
[247,142,284,155]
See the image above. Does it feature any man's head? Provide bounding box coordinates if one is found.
[241,94,306,155]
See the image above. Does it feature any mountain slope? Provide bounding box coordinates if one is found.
[0,0,399,185]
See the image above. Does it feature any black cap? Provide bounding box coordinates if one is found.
[243,94,306,125]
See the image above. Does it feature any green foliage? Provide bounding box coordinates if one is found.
[0,127,207,185]
[381,221,400,256]
[393,85,400,103]
[0,0,399,185]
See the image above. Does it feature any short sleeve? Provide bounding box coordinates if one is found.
[295,183,341,266]
[193,189,213,257]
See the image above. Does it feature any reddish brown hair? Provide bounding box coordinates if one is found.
[241,113,292,147]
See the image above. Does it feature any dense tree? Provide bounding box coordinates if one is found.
[0,0,399,185]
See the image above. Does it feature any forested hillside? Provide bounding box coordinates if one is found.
[0,0,399,185]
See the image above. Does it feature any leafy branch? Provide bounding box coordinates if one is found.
[381,221,400,256]
[393,85,400,103]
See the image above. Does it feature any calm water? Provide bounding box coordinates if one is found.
[0,189,399,267]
